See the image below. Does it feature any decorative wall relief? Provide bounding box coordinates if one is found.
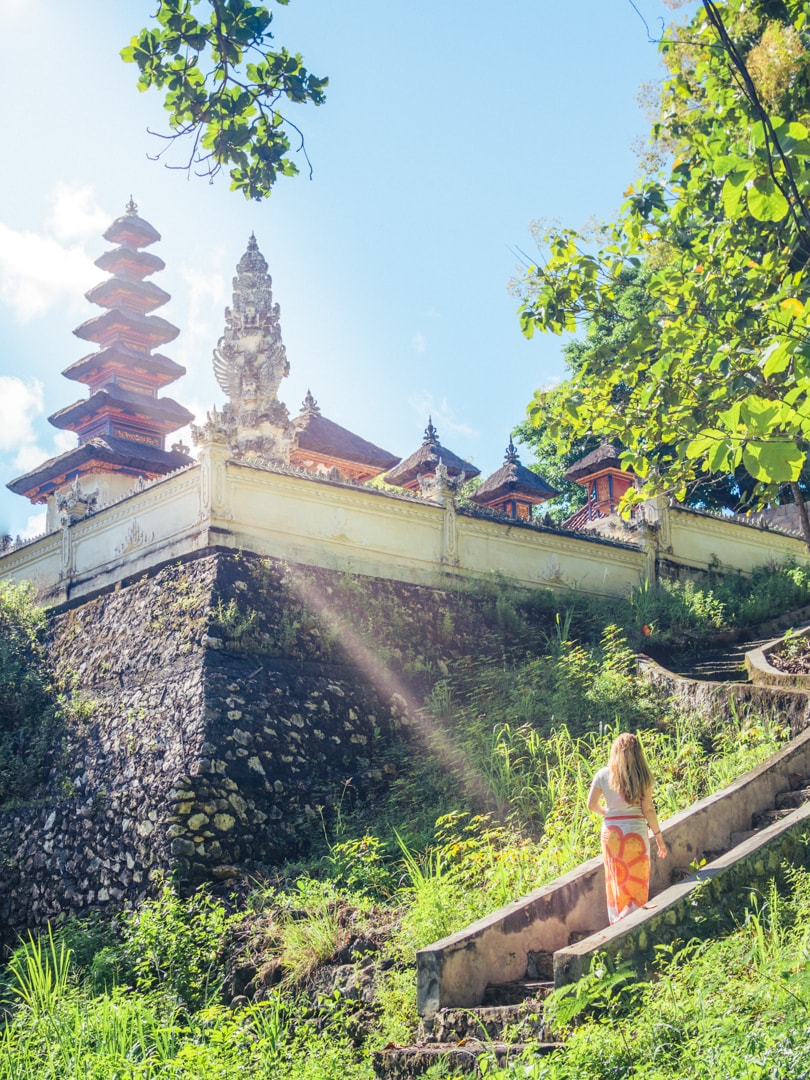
[115,520,155,557]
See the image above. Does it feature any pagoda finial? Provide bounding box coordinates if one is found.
[126,195,138,216]
[505,437,519,464]
[237,233,267,275]
[423,417,439,446]
[300,389,321,417]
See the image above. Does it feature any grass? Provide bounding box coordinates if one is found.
[478,866,810,1079]
[1,560,809,1076]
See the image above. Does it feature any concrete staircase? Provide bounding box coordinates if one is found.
[374,772,810,1078]
[373,624,810,1078]
[372,977,562,1078]
[729,779,810,847]
[674,637,772,682]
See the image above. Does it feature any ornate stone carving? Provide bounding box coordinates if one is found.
[419,459,464,507]
[191,407,229,448]
[210,236,295,464]
[115,520,155,557]
[57,476,99,526]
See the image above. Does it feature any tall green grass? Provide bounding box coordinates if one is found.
[479,865,810,1079]
[0,590,802,1077]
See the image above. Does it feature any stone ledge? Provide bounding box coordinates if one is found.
[746,624,810,690]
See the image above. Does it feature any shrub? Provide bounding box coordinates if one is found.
[0,581,60,804]
[119,883,233,1010]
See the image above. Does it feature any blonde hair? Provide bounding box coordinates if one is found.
[608,733,653,806]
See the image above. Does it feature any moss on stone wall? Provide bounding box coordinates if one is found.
[0,548,569,946]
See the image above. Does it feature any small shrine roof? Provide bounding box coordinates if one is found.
[471,440,559,505]
[63,347,186,387]
[564,443,627,483]
[73,307,180,348]
[49,388,193,433]
[292,392,400,470]
[94,246,165,280]
[7,437,193,502]
[85,277,171,315]
[103,198,161,249]
[383,419,480,488]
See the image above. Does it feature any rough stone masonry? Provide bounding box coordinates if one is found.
[0,549,465,947]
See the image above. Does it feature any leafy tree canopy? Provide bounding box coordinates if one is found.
[122,0,328,201]
[516,263,768,515]
[514,0,810,533]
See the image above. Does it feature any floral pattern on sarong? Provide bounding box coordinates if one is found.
[602,822,650,924]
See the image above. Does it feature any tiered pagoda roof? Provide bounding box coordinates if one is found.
[563,443,625,483]
[8,199,194,505]
[561,441,635,529]
[471,438,558,518]
[290,391,400,482]
[383,419,479,491]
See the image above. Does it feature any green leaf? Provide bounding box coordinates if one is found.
[762,341,793,379]
[742,441,805,482]
[721,168,752,216]
[746,176,789,222]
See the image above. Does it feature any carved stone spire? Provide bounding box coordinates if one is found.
[203,235,295,463]
[299,389,321,417]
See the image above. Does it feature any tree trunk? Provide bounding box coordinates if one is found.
[789,481,810,553]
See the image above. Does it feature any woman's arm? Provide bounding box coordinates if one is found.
[587,779,606,816]
[641,790,667,858]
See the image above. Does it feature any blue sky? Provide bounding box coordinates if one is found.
[0,0,695,537]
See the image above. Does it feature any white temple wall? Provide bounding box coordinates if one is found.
[2,455,809,609]
[655,502,809,577]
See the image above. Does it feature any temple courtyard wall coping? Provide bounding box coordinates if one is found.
[3,448,809,609]
[0,453,648,607]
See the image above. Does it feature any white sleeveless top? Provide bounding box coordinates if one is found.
[589,766,644,819]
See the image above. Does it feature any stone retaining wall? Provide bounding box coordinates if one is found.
[1,548,515,948]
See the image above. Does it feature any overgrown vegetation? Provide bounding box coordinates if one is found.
[629,561,810,651]
[2,557,809,1074]
[0,581,61,804]
[0,608,795,1076]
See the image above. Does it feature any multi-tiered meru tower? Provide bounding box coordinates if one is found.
[8,199,194,529]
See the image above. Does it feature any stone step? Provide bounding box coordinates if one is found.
[419,1000,549,1045]
[482,979,554,1006]
[526,948,554,980]
[372,1040,563,1079]
[775,786,810,810]
[752,807,795,829]
[729,828,758,848]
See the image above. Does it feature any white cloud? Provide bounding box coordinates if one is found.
[21,511,46,540]
[0,224,98,321]
[411,332,427,355]
[53,431,75,455]
[0,377,43,454]
[45,184,110,243]
[175,266,228,382]
[0,0,28,22]
[408,392,478,441]
[0,378,79,477]
[0,184,104,321]
[12,442,49,472]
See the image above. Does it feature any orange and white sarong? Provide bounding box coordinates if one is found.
[601,814,650,924]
